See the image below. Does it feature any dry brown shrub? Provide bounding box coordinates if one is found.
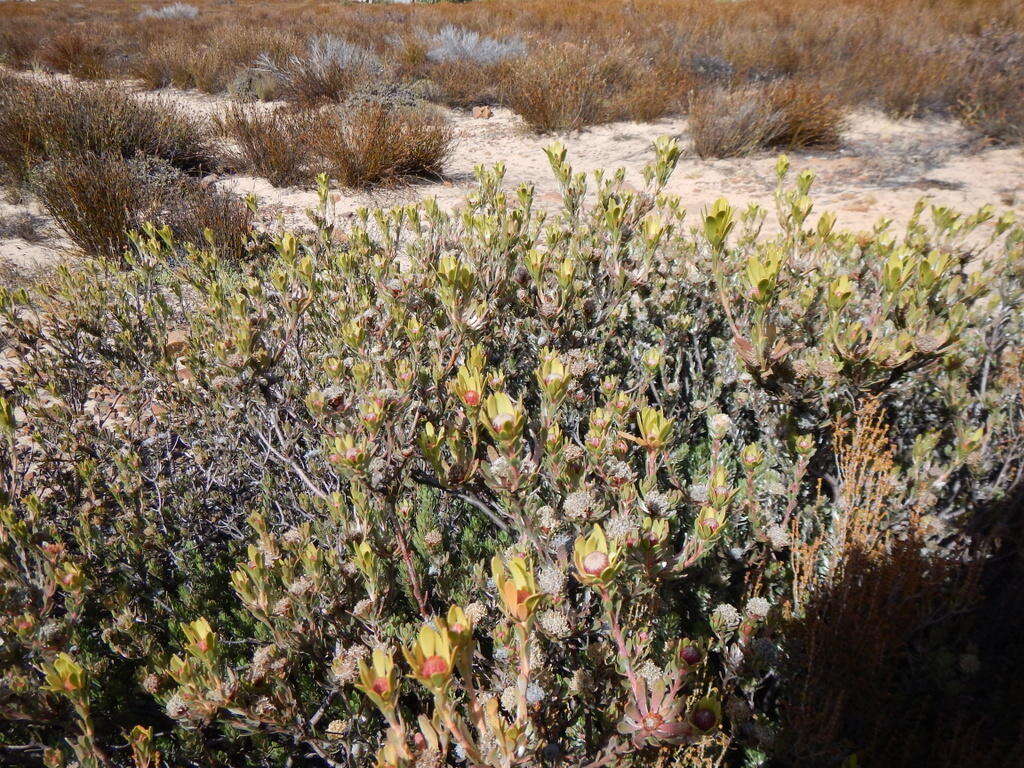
[688,87,780,158]
[132,25,301,94]
[217,105,320,187]
[36,27,112,79]
[775,398,1024,766]
[0,75,218,188]
[690,81,845,158]
[275,60,370,108]
[957,76,1024,145]
[611,64,685,124]
[778,535,996,766]
[952,28,1024,143]
[764,80,845,150]
[33,152,252,262]
[499,43,610,133]
[132,39,197,89]
[429,59,505,108]
[268,37,379,107]
[0,17,51,69]
[317,104,453,188]
[831,397,899,559]
[872,50,965,119]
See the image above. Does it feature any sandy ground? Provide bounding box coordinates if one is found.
[3,78,1023,273]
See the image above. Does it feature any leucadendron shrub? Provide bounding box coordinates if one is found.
[1,141,1022,768]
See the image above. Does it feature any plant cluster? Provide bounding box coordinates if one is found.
[218,102,454,189]
[1,0,1021,148]
[0,74,252,259]
[137,4,199,22]
[1,138,1022,767]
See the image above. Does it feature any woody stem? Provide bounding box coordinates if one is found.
[600,588,642,703]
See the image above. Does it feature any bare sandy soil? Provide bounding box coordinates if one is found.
[3,79,1023,274]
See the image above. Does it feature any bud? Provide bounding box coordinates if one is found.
[444,605,474,647]
[454,357,485,410]
[573,525,622,587]
[745,249,783,303]
[695,506,728,541]
[356,647,399,711]
[536,349,570,405]
[740,443,764,468]
[677,640,702,668]
[0,395,15,434]
[689,697,721,733]
[482,393,525,445]
[826,274,854,312]
[641,348,663,372]
[41,653,86,696]
[794,433,815,456]
[403,623,456,692]
[492,555,543,624]
[182,617,218,659]
[707,466,734,507]
[708,413,732,440]
[56,562,84,592]
[324,357,344,378]
[635,407,673,452]
[703,198,735,252]
[351,541,377,582]
[330,434,369,471]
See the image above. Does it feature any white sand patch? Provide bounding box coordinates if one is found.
[3,75,1023,273]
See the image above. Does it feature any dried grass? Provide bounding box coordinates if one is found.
[2,0,1021,140]
[217,105,320,187]
[689,81,846,158]
[0,75,218,188]
[316,104,453,189]
[33,152,251,261]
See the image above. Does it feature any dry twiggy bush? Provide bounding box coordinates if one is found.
[217,104,320,187]
[0,75,218,188]
[317,103,453,188]
[500,43,611,133]
[32,152,252,261]
[36,27,112,80]
[689,82,846,158]
[259,35,379,107]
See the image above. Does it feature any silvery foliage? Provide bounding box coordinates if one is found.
[255,35,381,83]
[137,3,199,21]
[425,25,527,66]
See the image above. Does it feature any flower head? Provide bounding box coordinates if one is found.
[355,647,398,712]
[711,603,741,633]
[403,623,456,692]
[618,678,692,747]
[491,555,543,624]
[573,525,622,587]
[745,597,771,622]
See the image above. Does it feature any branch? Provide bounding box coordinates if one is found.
[410,469,509,532]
